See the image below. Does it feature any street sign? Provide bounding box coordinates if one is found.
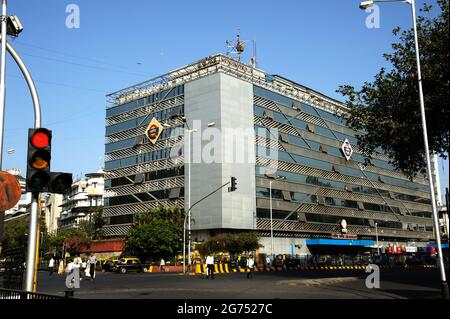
[0,171,22,211]
[341,139,353,161]
[145,117,163,145]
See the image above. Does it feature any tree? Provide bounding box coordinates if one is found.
[1,215,48,257]
[47,228,90,257]
[197,232,261,256]
[337,0,449,179]
[125,220,182,261]
[78,207,105,240]
[134,205,184,228]
[124,205,185,261]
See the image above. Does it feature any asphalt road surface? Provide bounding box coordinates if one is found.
[34,268,446,299]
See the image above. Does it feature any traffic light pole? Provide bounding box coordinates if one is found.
[0,0,8,170]
[0,2,42,292]
[183,180,231,273]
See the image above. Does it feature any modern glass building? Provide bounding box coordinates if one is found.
[103,54,436,255]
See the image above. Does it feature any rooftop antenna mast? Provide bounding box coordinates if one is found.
[225,29,257,67]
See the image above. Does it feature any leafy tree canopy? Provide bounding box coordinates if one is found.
[125,220,182,261]
[124,205,185,261]
[197,232,261,256]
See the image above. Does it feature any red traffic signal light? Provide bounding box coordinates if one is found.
[31,129,50,149]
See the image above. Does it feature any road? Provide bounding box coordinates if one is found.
[34,267,445,299]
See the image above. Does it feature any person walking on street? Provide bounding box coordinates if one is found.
[160,258,166,272]
[73,255,82,282]
[89,254,97,280]
[57,259,65,275]
[246,255,255,279]
[206,253,215,280]
[265,256,271,269]
[48,256,55,276]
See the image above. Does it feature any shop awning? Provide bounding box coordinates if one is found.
[306,239,375,247]
[427,244,449,248]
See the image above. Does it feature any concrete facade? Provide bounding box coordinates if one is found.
[185,73,255,231]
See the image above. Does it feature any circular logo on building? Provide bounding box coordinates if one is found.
[148,124,159,140]
[145,117,164,145]
[341,139,353,161]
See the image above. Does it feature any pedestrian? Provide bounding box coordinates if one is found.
[89,254,97,280]
[266,256,271,268]
[65,258,80,289]
[73,255,82,281]
[48,256,55,276]
[206,253,215,280]
[160,258,166,272]
[57,259,65,275]
[85,261,91,280]
[246,255,255,279]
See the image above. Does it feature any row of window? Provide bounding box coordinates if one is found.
[255,208,432,231]
[105,125,183,154]
[254,86,385,155]
[255,105,358,145]
[255,108,395,173]
[255,122,393,171]
[255,166,431,205]
[106,85,184,118]
[105,187,184,206]
[108,214,134,225]
[105,147,172,170]
[255,187,424,216]
[105,167,184,189]
[106,105,184,136]
[256,145,429,192]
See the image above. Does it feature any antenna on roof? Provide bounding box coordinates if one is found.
[225,29,257,68]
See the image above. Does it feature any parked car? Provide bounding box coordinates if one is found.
[114,257,150,274]
[102,258,120,272]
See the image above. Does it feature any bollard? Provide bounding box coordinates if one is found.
[64,289,74,298]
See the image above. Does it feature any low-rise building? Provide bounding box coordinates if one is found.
[58,170,104,230]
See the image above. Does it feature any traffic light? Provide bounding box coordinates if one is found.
[26,128,73,194]
[26,128,52,192]
[229,176,237,192]
[49,172,73,194]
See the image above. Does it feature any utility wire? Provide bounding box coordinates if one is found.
[19,52,150,78]
[7,73,108,93]
[14,41,146,74]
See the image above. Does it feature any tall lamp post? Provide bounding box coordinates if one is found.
[360,0,448,299]
[375,222,380,255]
[182,123,197,273]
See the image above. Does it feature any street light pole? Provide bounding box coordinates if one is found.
[375,222,380,255]
[269,180,274,261]
[182,126,196,273]
[359,0,448,299]
[409,0,448,298]
[187,128,192,270]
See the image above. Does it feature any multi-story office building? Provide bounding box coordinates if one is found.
[58,170,104,230]
[103,54,436,255]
